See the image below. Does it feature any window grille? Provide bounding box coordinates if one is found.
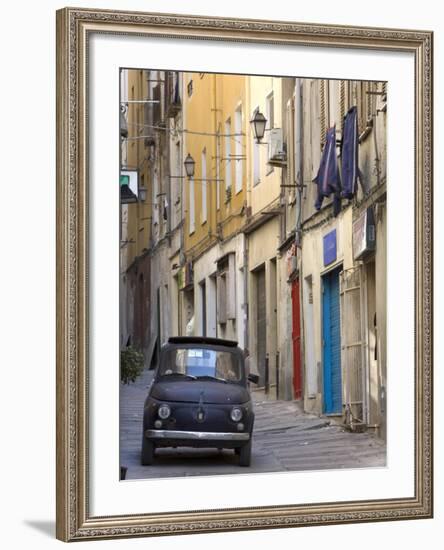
[340,266,368,429]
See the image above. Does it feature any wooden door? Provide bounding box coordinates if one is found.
[256,267,266,386]
[291,278,302,399]
[322,267,343,414]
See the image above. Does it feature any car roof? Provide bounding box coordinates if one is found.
[167,336,239,348]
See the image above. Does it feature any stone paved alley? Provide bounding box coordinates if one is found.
[120,369,386,480]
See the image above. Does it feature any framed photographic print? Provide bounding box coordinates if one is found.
[56,7,433,542]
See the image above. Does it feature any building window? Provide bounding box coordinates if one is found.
[357,81,368,134]
[201,148,207,223]
[253,107,261,186]
[216,253,236,325]
[339,80,347,136]
[382,81,387,101]
[266,92,274,175]
[234,105,243,194]
[153,172,159,226]
[189,177,195,234]
[173,141,181,227]
[266,92,274,130]
[225,118,232,196]
[187,79,193,97]
[350,81,374,136]
[216,130,221,210]
[217,273,227,325]
[286,98,295,197]
[320,79,330,147]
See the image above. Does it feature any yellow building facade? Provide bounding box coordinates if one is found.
[181,73,249,343]
[123,69,152,265]
[120,69,152,354]
[183,72,247,254]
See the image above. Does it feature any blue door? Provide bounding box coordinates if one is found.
[322,267,342,414]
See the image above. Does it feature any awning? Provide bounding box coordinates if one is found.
[120,183,138,204]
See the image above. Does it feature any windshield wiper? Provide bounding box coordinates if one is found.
[162,372,197,380]
[196,375,228,383]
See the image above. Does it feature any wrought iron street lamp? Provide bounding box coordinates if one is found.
[250,110,267,143]
[184,153,196,178]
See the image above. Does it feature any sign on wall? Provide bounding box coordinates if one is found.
[353,207,376,260]
[120,170,139,203]
[323,229,337,266]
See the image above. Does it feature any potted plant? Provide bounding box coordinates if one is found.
[120,346,144,384]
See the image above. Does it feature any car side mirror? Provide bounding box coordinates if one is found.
[248,373,260,384]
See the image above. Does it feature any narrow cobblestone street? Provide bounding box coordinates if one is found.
[120,369,386,480]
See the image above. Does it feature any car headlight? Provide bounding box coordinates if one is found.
[158,404,171,419]
[230,407,243,422]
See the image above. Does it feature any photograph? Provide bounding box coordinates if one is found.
[119,69,388,481]
[55,6,432,540]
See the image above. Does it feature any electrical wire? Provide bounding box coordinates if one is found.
[123,121,246,148]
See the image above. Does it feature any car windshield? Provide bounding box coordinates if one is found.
[160,348,242,382]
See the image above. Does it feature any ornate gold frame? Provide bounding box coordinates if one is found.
[56,7,433,542]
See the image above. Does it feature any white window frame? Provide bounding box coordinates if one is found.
[266,92,274,175]
[234,105,243,194]
[225,118,232,192]
[201,148,207,224]
[189,176,195,234]
[253,106,261,186]
[216,132,221,210]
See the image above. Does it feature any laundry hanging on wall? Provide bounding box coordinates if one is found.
[341,106,366,199]
[313,125,342,216]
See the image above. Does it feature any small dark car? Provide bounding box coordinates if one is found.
[141,336,259,467]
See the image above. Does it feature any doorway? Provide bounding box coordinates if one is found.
[255,266,266,387]
[291,278,302,399]
[322,266,342,414]
[199,279,207,336]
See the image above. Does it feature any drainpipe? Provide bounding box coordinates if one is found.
[166,77,172,242]
[372,113,381,187]
[213,74,218,236]
[295,77,305,403]
[295,78,304,246]
[179,73,186,267]
[243,233,249,354]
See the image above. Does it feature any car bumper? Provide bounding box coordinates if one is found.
[145,429,250,441]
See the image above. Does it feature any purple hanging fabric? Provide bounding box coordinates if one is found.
[341,106,365,199]
[313,126,341,211]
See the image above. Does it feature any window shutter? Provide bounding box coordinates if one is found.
[287,98,295,193]
[269,95,274,129]
[339,80,346,136]
[319,80,331,146]
[189,177,195,234]
[252,108,261,186]
[201,148,207,223]
[382,81,387,101]
[366,81,372,120]
[217,274,227,324]
[234,106,243,194]
[225,119,232,192]
[216,129,221,209]
[359,81,372,134]
[340,80,346,118]
[227,254,236,320]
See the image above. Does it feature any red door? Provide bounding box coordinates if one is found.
[291,278,302,399]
